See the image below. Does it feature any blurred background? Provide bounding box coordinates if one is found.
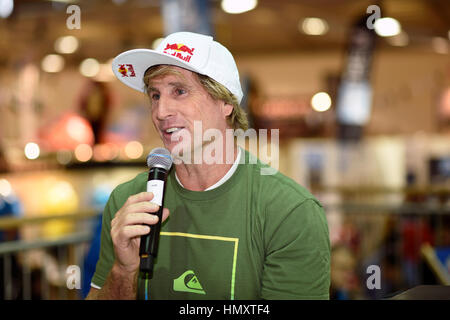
[0,0,450,300]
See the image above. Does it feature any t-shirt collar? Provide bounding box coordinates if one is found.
[174,147,242,191]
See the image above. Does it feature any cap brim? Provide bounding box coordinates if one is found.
[112,49,202,93]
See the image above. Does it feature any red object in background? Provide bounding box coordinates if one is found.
[402,219,435,261]
[38,112,95,151]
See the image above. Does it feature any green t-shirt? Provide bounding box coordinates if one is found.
[91,149,330,299]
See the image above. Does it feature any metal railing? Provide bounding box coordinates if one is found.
[0,211,98,300]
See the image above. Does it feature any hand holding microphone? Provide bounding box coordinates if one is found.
[139,148,173,276]
[109,148,172,278]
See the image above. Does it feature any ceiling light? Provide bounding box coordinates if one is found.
[54,35,79,54]
[0,0,13,18]
[41,54,65,73]
[79,58,100,77]
[221,0,257,14]
[311,92,332,112]
[374,17,401,37]
[301,17,329,36]
[24,142,40,160]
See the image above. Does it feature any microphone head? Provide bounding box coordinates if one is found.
[147,148,173,171]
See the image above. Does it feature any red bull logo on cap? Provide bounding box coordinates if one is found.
[163,43,195,63]
[118,64,136,77]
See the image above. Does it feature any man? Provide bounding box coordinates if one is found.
[86,32,330,300]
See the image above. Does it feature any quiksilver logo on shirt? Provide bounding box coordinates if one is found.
[173,270,206,295]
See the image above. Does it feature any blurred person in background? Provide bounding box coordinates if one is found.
[86,31,330,300]
[329,244,362,299]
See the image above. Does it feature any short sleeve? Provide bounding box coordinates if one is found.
[261,199,331,299]
[90,191,118,288]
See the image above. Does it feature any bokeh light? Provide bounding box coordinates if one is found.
[54,35,79,54]
[79,58,100,77]
[374,17,401,37]
[301,17,329,36]
[221,0,257,14]
[74,144,93,162]
[41,54,65,73]
[0,179,12,197]
[0,0,14,18]
[124,141,144,159]
[24,142,40,160]
[311,92,332,112]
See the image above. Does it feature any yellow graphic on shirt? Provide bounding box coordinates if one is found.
[173,270,206,295]
[160,231,239,300]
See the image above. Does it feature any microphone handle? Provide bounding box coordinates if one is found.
[139,167,167,276]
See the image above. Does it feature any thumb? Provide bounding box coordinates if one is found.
[161,208,170,223]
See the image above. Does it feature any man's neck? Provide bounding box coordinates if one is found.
[174,144,239,191]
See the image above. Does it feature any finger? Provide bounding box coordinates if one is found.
[119,225,151,241]
[126,201,160,214]
[114,200,159,224]
[122,212,159,227]
[124,192,155,206]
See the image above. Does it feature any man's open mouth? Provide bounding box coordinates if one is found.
[162,127,186,140]
[165,127,183,134]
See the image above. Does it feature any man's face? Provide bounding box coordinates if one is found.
[147,66,233,158]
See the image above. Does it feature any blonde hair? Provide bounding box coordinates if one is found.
[143,65,248,130]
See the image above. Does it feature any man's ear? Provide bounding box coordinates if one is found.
[222,102,233,118]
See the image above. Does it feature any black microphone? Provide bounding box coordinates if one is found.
[139,147,173,277]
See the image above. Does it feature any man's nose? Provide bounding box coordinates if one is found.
[154,95,176,120]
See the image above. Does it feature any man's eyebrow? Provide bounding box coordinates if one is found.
[147,86,159,93]
[147,81,193,92]
[168,81,192,89]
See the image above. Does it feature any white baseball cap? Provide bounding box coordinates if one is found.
[112,31,244,104]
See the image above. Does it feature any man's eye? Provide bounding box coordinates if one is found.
[175,88,186,95]
[151,93,160,100]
